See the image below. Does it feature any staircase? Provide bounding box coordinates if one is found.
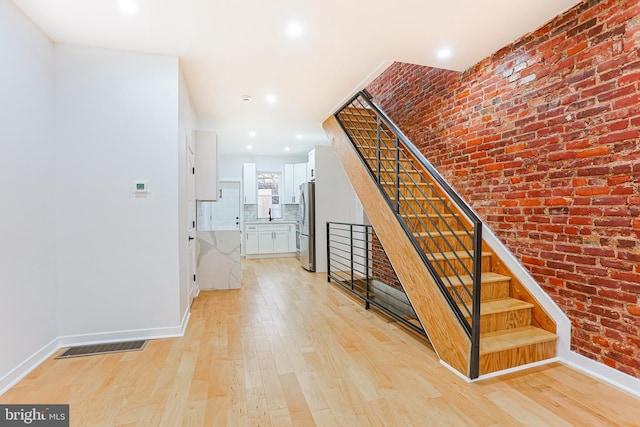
[323,92,558,378]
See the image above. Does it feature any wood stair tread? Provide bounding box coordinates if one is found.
[404,213,456,218]
[444,272,511,287]
[414,230,469,237]
[431,250,491,261]
[380,181,427,186]
[480,326,557,354]
[478,298,534,315]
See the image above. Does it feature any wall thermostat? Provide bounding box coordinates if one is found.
[133,180,150,194]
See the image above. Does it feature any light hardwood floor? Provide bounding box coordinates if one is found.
[1,257,639,426]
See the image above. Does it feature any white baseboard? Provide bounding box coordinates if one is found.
[0,338,59,397]
[442,351,640,398]
[564,351,640,397]
[245,252,297,260]
[58,314,191,348]
[0,311,192,397]
[440,357,561,383]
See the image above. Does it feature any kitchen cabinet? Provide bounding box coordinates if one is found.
[283,162,308,204]
[284,164,294,204]
[244,222,297,256]
[259,224,290,254]
[195,130,219,200]
[244,224,259,254]
[307,149,316,181]
[288,223,297,251]
[243,163,257,204]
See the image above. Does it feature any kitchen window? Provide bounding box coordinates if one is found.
[257,171,282,219]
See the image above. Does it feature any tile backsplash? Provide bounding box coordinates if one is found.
[244,204,300,222]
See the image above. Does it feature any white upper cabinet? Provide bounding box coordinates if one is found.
[294,163,307,190]
[283,163,295,204]
[307,149,316,181]
[243,163,257,204]
[283,162,308,204]
[195,130,219,201]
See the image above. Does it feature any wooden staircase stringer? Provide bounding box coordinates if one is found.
[324,116,472,377]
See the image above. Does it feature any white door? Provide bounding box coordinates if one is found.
[209,181,240,229]
[187,134,197,303]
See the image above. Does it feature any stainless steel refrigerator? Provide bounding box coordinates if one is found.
[299,181,315,271]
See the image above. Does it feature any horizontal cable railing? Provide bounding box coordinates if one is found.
[334,91,483,378]
[326,221,425,336]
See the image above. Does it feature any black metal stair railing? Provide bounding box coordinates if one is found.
[326,221,425,336]
[334,90,483,379]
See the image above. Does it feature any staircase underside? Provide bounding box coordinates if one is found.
[324,114,558,377]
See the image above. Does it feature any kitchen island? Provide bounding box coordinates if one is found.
[196,229,241,290]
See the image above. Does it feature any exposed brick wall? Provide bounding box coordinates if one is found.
[371,231,403,290]
[366,0,640,378]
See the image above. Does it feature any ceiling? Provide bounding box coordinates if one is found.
[12,0,581,156]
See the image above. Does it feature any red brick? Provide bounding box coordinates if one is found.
[575,186,610,196]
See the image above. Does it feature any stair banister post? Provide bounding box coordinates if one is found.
[469,222,483,379]
[350,224,355,292]
[326,222,331,283]
[376,116,381,185]
[365,225,370,310]
[394,136,400,214]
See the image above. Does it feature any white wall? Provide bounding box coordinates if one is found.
[55,45,183,339]
[178,63,198,319]
[0,0,58,390]
[314,146,364,272]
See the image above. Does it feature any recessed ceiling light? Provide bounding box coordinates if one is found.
[241,95,253,102]
[296,134,302,139]
[284,147,290,151]
[116,0,139,16]
[266,95,277,104]
[249,131,256,137]
[285,21,303,39]
[246,145,253,150]
[437,47,452,59]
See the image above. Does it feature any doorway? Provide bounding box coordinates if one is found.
[187,133,197,304]
[197,181,241,230]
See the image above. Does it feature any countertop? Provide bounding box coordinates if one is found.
[244,220,298,225]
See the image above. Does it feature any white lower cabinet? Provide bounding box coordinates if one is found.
[288,224,296,251]
[273,229,290,253]
[245,223,296,255]
[245,224,259,255]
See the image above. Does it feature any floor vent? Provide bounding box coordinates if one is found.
[55,340,147,359]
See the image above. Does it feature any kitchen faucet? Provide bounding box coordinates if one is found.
[268,208,272,222]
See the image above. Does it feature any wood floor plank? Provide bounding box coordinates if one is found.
[0,257,638,426]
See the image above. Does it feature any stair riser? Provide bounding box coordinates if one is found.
[362,157,414,175]
[343,123,395,137]
[415,233,473,252]
[428,254,491,277]
[403,215,459,233]
[338,116,377,126]
[467,308,532,333]
[448,280,510,304]
[380,185,437,202]
[399,198,450,215]
[480,340,557,375]
[351,137,396,152]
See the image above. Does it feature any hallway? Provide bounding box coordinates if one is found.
[1,257,639,426]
